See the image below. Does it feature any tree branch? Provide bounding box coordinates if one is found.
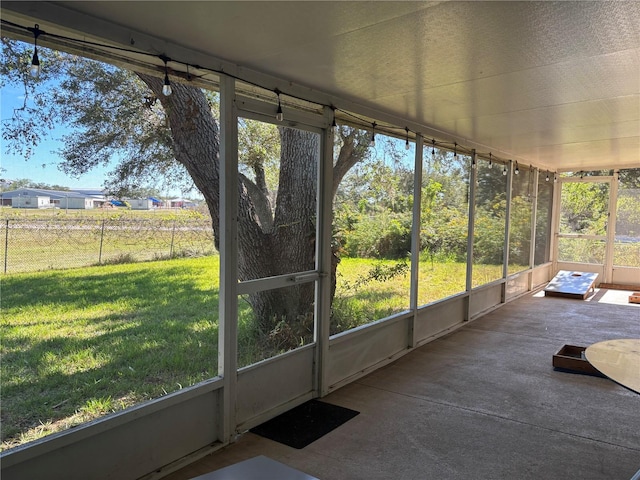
[332,127,369,201]
[239,172,274,232]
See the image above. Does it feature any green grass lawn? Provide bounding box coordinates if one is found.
[0,214,215,273]
[1,257,221,449]
[1,254,507,450]
[0,205,205,219]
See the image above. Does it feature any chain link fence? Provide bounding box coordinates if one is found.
[0,216,216,274]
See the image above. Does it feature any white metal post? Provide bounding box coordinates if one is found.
[466,151,477,294]
[218,74,239,444]
[528,168,540,290]
[409,135,423,345]
[465,150,477,318]
[502,160,514,301]
[550,173,561,274]
[604,172,619,283]
[316,107,334,397]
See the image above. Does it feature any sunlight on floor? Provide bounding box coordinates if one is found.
[533,288,639,307]
[586,288,640,306]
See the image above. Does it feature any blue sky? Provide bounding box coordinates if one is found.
[1,82,110,189]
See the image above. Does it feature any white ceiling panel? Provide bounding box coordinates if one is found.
[1,1,639,171]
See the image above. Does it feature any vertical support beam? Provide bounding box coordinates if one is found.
[528,168,540,290]
[218,74,239,444]
[550,173,561,275]
[604,172,619,283]
[316,107,334,397]
[465,150,478,319]
[466,150,477,293]
[502,160,514,301]
[409,135,423,345]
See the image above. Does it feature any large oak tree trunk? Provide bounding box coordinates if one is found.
[137,75,365,337]
[240,128,318,330]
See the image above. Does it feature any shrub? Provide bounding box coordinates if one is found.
[343,211,411,259]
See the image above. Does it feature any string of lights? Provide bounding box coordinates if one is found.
[2,18,555,176]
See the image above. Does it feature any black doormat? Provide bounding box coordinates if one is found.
[250,399,359,449]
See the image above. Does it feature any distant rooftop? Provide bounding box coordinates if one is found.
[1,187,100,200]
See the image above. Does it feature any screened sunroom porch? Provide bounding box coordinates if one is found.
[0,2,638,479]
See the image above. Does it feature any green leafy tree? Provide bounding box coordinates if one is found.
[619,169,640,188]
[420,150,470,261]
[1,39,369,333]
[508,169,534,268]
[560,182,609,235]
[534,178,553,265]
[334,139,414,259]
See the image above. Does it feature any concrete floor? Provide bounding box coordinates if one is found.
[163,289,640,480]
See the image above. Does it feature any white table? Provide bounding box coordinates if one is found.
[585,338,640,394]
[190,455,319,480]
[586,339,640,480]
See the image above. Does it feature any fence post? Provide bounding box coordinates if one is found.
[99,219,105,264]
[4,219,9,274]
[170,219,176,258]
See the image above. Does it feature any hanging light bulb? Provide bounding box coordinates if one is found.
[431,139,436,156]
[28,24,42,77]
[275,89,284,122]
[162,72,172,96]
[30,48,40,77]
[370,122,376,147]
[404,127,410,151]
[554,173,558,183]
[488,153,493,169]
[160,56,172,96]
[545,171,550,182]
[331,107,337,132]
[503,164,507,176]
[514,161,519,175]
[453,142,457,158]
[471,156,476,169]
